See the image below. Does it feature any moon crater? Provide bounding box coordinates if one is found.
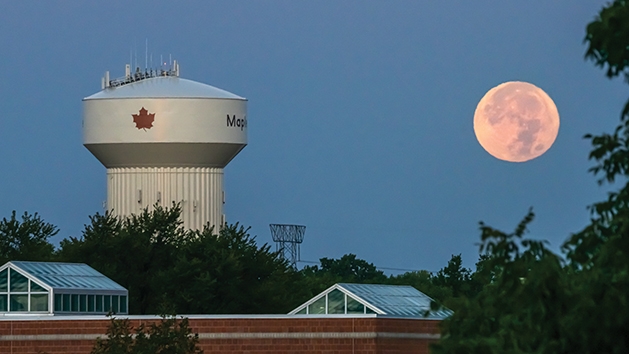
[473,81,559,162]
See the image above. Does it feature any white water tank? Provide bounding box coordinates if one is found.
[83,65,247,230]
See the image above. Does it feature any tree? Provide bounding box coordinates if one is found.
[432,2,629,352]
[158,223,305,314]
[300,254,387,297]
[0,210,57,265]
[584,0,629,119]
[57,204,305,315]
[57,204,184,314]
[388,269,455,308]
[299,253,485,312]
[387,254,483,312]
[304,254,387,282]
[559,2,629,351]
[91,315,203,354]
[431,254,472,298]
[90,316,134,354]
[431,211,573,354]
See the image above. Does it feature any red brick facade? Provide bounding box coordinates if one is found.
[0,316,441,354]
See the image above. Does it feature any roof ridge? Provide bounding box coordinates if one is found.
[11,261,88,266]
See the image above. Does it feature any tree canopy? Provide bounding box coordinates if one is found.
[0,210,57,265]
[91,315,203,354]
[55,204,304,315]
[300,253,387,297]
[0,201,486,317]
[432,1,629,352]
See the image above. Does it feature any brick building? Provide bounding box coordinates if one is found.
[0,315,441,354]
[0,262,446,353]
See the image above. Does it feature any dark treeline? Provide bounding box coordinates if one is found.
[0,203,482,316]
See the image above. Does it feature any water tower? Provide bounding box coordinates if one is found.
[83,62,247,230]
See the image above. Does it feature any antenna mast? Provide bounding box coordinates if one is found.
[270,224,306,269]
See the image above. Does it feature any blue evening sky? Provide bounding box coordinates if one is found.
[0,1,623,273]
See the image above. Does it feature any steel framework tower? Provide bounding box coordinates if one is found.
[269,224,306,268]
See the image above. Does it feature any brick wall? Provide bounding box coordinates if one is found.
[0,316,441,354]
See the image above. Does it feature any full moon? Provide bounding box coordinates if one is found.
[473,81,560,162]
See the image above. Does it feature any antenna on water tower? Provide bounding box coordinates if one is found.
[270,224,306,269]
[83,58,248,230]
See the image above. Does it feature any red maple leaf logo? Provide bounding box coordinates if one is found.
[132,107,155,130]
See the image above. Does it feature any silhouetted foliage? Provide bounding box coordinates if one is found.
[57,204,302,315]
[388,269,447,299]
[584,0,629,120]
[296,252,487,315]
[431,211,573,353]
[432,2,629,352]
[0,210,57,265]
[300,253,387,297]
[57,204,183,314]
[90,316,134,354]
[159,223,304,314]
[432,254,472,298]
[91,315,203,354]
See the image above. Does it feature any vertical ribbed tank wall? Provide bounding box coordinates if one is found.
[83,72,247,231]
[107,167,224,230]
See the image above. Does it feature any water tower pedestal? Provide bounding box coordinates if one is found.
[107,167,224,229]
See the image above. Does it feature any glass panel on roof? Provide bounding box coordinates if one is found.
[71,294,79,311]
[30,281,46,292]
[54,294,62,311]
[336,283,449,318]
[308,296,325,314]
[96,295,103,312]
[0,294,7,311]
[10,269,28,292]
[112,295,119,314]
[80,295,87,312]
[327,289,344,314]
[10,294,28,311]
[62,294,70,311]
[104,295,111,312]
[8,262,126,292]
[31,294,48,312]
[366,307,376,314]
[347,296,364,314]
[88,295,95,312]
[296,307,306,314]
[57,278,73,288]
[0,269,7,291]
[120,296,127,314]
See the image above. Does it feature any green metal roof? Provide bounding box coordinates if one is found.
[5,261,126,292]
[289,283,452,319]
[338,283,452,318]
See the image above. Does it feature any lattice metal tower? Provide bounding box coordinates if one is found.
[270,224,306,268]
